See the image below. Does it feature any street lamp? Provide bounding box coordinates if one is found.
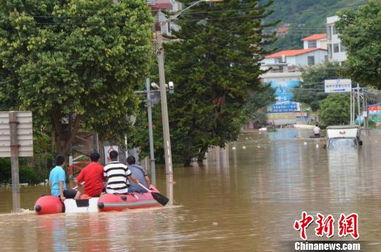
[171,0,223,20]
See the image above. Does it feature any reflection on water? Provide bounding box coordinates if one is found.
[0,129,381,251]
[328,146,359,202]
[328,138,358,149]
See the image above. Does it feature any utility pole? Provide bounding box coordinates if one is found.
[146,78,156,185]
[156,25,173,177]
[357,84,361,124]
[9,112,20,212]
[365,93,369,129]
[350,89,353,124]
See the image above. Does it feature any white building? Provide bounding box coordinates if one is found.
[260,40,327,117]
[262,48,327,72]
[326,16,347,63]
[302,33,327,50]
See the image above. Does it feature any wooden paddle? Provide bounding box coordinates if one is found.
[138,183,169,206]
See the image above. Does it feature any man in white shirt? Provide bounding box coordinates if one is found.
[313,124,321,137]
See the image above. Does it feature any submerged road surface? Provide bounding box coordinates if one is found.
[0,128,380,251]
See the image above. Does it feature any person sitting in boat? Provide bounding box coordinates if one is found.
[313,124,321,137]
[103,150,139,194]
[75,152,105,197]
[126,155,151,193]
[49,155,80,201]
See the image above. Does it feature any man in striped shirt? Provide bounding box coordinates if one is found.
[104,150,139,194]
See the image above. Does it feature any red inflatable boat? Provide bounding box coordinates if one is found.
[34,195,64,214]
[97,191,160,211]
[34,186,163,215]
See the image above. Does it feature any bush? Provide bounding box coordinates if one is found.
[0,158,11,184]
[0,158,44,185]
[19,166,44,185]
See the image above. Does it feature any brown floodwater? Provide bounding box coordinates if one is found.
[0,128,380,251]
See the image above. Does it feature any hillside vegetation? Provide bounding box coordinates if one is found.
[264,0,368,50]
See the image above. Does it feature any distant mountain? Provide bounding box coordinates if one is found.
[263,0,368,50]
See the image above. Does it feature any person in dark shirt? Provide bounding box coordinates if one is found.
[126,155,151,193]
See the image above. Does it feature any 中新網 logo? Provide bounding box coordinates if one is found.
[293,211,359,240]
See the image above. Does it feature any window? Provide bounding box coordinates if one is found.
[307,56,315,65]
[327,43,332,58]
[276,57,286,63]
[325,55,328,62]
[332,25,337,35]
[308,40,317,48]
[333,43,340,53]
[327,26,332,40]
[167,21,171,33]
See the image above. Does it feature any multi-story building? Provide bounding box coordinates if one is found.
[261,33,328,74]
[302,33,327,50]
[262,47,327,72]
[260,34,328,119]
[326,16,347,63]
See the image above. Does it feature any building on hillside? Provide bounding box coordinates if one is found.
[276,24,290,38]
[260,39,327,124]
[326,16,347,63]
[261,48,328,73]
[302,33,327,50]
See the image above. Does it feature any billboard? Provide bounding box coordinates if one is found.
[267,102,300,113]
[104,145,119,164]
[324,79,352,93]
[267,80,301,113]
[368,103,381,123]
[0,111,33,157]
[270,80,300,103]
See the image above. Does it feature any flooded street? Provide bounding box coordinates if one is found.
[0,128,381,251]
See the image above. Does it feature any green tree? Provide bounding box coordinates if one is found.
[336,1,381,88]
[242,84,276,128]
[293,62,343,111]
[165,0,275,166]
[0,0,153,155]
[318,94,350,127]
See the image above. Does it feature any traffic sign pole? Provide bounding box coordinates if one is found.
[9,111,20,212]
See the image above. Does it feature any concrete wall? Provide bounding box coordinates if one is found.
[294,50,327,66]
[262,50,327,68]
[261,71,302,83]
[303,39,327,50]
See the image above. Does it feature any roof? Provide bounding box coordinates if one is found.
[149,0,172,10]
[277,24,290,33]
[302,33,327,41]
[326,125,360,129]
[265,48,326,58]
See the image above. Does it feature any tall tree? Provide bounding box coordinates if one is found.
[337,1,381,88]
[318,94,350,127]
[165,0,275,166]
[0,0,153,155]
[293,62,343,111]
